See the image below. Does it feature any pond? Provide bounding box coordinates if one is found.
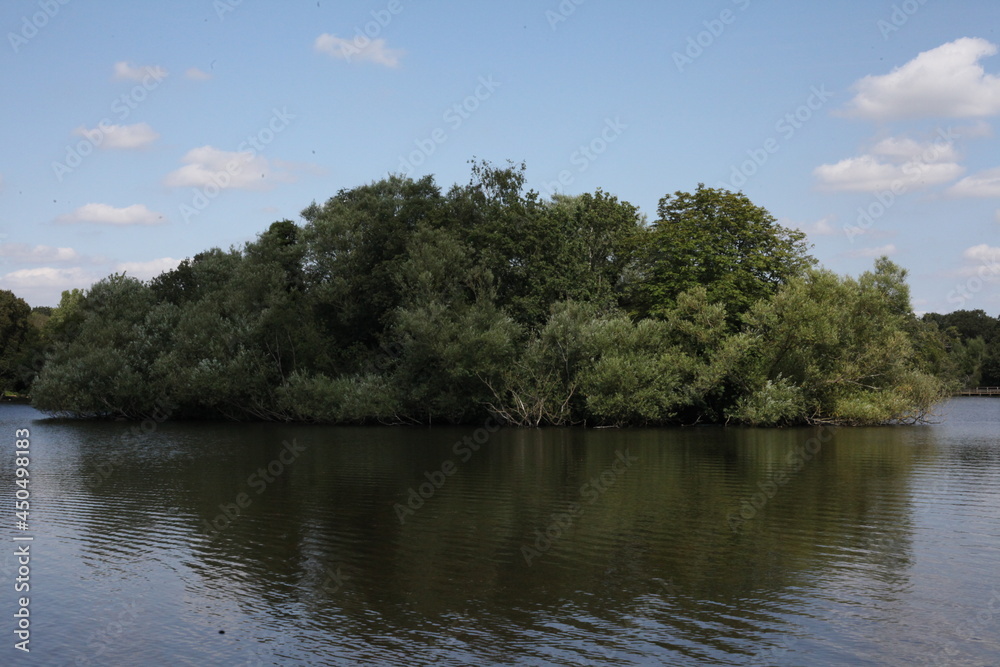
[1,399,998,665]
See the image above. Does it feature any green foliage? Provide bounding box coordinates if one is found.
[981,346,1000,386]
[481,300,598,426]
[25,165,950,427]
[387,225,520,422]
[922,309,999,344]
[535,190,645,310]
[0,290,32,393]
[277,371,400,423]
[578,317,684,425]
[729,376,806,426]
[949,337,986,387]
[446,162,645,326]
[634,185,814,320]
[301,174,444,354]
[920,309,1000,387]
[31,275,164,418]
[733,258,948,425]
[483,290,750,427]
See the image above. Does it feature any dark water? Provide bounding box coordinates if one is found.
[0,399,998,666]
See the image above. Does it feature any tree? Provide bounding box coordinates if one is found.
[43,289,86,340]
[634,185,814,319]
[485,291,748,427]
[922,309,999,344]
[981,345,1000,385]
[543,190,645,309]
[149,248,242,306]
[483,300,601,426]
[387,224,520,423]
[445,162,647,327]
[733,259,947,425]
[445,160,555,326]
[0,290,32,394]
[301,174,445,360]
[579,288,748,425]
[26,166,951,426]
[920,309,1000,387]
[244,219,306,292]
[32,275,164,418]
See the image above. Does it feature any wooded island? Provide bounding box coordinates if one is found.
[3,162,997,426]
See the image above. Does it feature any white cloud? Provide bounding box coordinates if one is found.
[947,167,1000,197]
[58,203,164,226]
[870,136,960,163]
[1,266,91,287]
[0,244,81,263]
[114,61,168,81]
[164,146,292,190]
[314,33,403,67]
[950,245,1000,283]
[0,267,95,306]
[786,214,837,236]
[73,122,159,149]
[816,132,964,192]
[847,243,897,258]
[963,243,1000,263]
[185,67,212,81]
[843,38,1000,120]
[115,257,180,280]
[814,154,963,192]
[954,120,994,139]
[811,215,836,235]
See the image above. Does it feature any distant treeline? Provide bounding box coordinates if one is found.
[921,309,1000,387]
[0,162,986,425]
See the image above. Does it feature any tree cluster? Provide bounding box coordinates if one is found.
[920,309,1000,387]
[15,162,955,425]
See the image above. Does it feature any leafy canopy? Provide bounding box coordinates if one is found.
[636,185,814,319]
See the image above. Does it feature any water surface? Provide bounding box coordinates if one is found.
[1,399,998,665]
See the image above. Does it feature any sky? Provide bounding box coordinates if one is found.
[1,0,999,313]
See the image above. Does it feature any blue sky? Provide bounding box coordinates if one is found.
[2,0,999,313]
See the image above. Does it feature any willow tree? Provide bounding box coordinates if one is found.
[731,258,948,425]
